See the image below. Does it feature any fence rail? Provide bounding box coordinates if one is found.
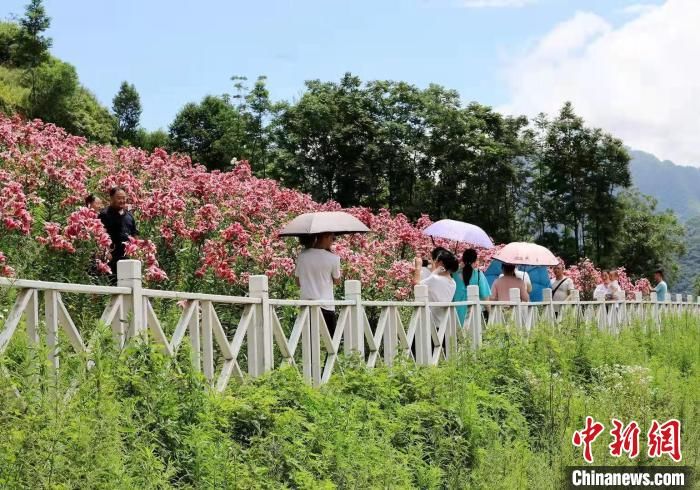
[1,260,699,392]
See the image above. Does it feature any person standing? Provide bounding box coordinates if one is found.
[452,248,490,326]
[608,270,625,301]
[499,266,532,294]
[653,269,668,301]
[421,246,449,281]
[99,187,138,282]
[84,194,104,213]
[295,232,342,336]
[550,263,574,317]
[593,271,611,301]
[413,250,458,329]
[490,263,529,302]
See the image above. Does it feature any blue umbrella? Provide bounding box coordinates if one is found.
[484,259,551,302]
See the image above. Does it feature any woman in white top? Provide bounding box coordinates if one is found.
[295,233,342,336]
[593,270,611,301]
[413,250,459,328]
[608,270,626,301]
[420,247,450,281]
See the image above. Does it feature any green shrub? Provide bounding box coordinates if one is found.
[0,315,697,488]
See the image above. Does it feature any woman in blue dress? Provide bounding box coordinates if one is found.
[452,248,491,326]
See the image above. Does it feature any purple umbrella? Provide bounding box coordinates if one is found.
[422,219,494,249]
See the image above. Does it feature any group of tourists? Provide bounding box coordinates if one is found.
[293,237,671,333]
[86,188,670,333]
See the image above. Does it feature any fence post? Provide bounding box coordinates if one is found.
[542,287,554,324]
[608,293,619,334]
[383,306,398,366]
[509,288,522,332]
[466,285,481,351]
[688,295,694,316]
[569,289,580,321]
[248,275,273,377]
[344,280,364,356]
[44,290,59,371]
[189,301,201,373]
[117,260,143,339]
[201,300,214,384]
[414,284,431,365]
[650,291,659,333]
[597,297,609,332]
[634,292,643,324]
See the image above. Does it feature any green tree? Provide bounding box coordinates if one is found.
[112,81,142,144]
[14,0,51,67]
[271,73,380,205]
[583,130,631,265]
[136,128,170,152]
[675,214,700,294]
[227,75,278,176]
[270,73,532,240]
[14,0,52,115]
[0,22,21,65]
[423,96,531,243]
[612,190,685,284]
[68,86,116,143]
[363,80,429,213]
[169,95,246,170]
[30,57,77,122]
[532,103,631,264]
[242,75,274,176]
[29,58,114,143]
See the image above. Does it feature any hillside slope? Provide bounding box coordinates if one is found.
[628,151,700,293]
[629,150,700,220]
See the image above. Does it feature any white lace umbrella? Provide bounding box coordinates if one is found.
[422,219,494,249]
[279,211,370,236]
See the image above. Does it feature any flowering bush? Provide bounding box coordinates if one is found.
[565,259,651,300]
[0,114,652,299]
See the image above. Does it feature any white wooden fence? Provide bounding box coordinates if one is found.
[1,260,698,392]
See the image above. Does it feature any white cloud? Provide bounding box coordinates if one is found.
[502,0,700,166]
[621,3,659,16]
[462,0,537,7]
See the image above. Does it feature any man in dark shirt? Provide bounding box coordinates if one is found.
[99,186,138,282]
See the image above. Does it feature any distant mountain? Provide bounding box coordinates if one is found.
[628,150,700,294]
[629,150,700,220]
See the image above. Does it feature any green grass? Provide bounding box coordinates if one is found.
[0,314,698,489]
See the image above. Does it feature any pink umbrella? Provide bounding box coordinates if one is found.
[494,242,558,266]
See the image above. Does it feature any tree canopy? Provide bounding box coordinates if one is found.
[112,81,142,144]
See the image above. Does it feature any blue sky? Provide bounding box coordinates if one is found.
[1,0,656,130]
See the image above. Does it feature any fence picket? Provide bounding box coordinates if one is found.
[0,289,33,354]
[56,293,86,353]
